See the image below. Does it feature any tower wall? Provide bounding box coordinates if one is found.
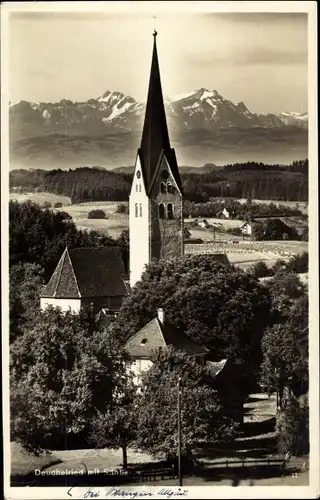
[149,171,184,261]
[129,193,150,288]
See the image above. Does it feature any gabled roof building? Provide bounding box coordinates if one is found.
[40,246,128,314]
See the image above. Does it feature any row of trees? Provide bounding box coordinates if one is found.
[9,200,129,282]
[183,199,305,219]
[248,253,308,279]
[10,160,308,204]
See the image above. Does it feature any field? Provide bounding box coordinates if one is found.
[10,192,71,206]
[10,193,308,265]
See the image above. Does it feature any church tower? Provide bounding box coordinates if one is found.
[129,31,184,287]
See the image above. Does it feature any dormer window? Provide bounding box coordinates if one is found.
[140,338,147,346]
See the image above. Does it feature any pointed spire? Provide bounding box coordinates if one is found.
[139,31,172,189]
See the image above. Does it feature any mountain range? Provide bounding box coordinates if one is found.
[9,88,308,170]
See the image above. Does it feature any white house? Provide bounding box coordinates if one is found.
[222,207,230,219]
[240,221,253,236]
[124,308,208,385]
[198,219,210,229]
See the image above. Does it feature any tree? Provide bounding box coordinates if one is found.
[9,200,118,280]
[260,283,308,404]
[265,270,307,320]
[286,252,308,274]
[116,203,129,214]
[135,348,237,463]
[248,261,271,278]
[10,307,130,452]
[9,262,45,342]
[276,398,309,456]
[89,379,137,469]
[112,255,271,397]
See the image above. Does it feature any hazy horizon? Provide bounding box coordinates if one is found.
[9,12,308,114]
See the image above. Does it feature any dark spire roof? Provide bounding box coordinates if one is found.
[41,246,128,298]
[139,32,182,195]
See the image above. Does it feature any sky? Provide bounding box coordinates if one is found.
[8,10,308,114]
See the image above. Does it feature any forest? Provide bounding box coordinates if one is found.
[10,159,308,204]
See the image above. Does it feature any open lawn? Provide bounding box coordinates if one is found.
[10,442,61,476]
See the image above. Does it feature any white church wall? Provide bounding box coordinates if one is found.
[40,297,81,313]
[129,155,150,288]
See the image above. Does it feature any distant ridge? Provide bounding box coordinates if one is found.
[9,88,308,170]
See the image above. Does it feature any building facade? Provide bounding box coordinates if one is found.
[129,31,184,288]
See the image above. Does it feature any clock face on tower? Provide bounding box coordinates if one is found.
[136,170,141,179]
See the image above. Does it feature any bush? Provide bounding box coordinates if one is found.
[88,209,107,219]
[53,202,63,208]
[42,201,52,209]
[248,261,271,278]
[116,203,129,214]
[286,252,308,274]
[276,399,309,456]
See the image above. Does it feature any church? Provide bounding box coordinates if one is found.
[39,30,235,403]
[41,30,184,309]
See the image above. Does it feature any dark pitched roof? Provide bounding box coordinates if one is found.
[206,359,228,378]
[41,246,127,298]
[125,317,208,358]
[139,32,182,195]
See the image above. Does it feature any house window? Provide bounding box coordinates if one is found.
[160,182,167,194]
[167,203,174,219]
[140,338,147,346]
[139,203,142,217]
[159,203,165,219]
[135,203,138,217]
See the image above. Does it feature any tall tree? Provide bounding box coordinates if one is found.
[9,262,45,341]
[135,348,237,463]
[10,306,130,452]
[112,255,271,396]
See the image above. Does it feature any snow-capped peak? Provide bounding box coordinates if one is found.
[168,91,197,102]
[280,111,308,121]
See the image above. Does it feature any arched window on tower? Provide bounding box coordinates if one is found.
[135,203,138,217]
[159,203,165,219]
[167,182,173,194]
[139,203,142,217]
[160,182,167,194]
[167,203,174,219]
